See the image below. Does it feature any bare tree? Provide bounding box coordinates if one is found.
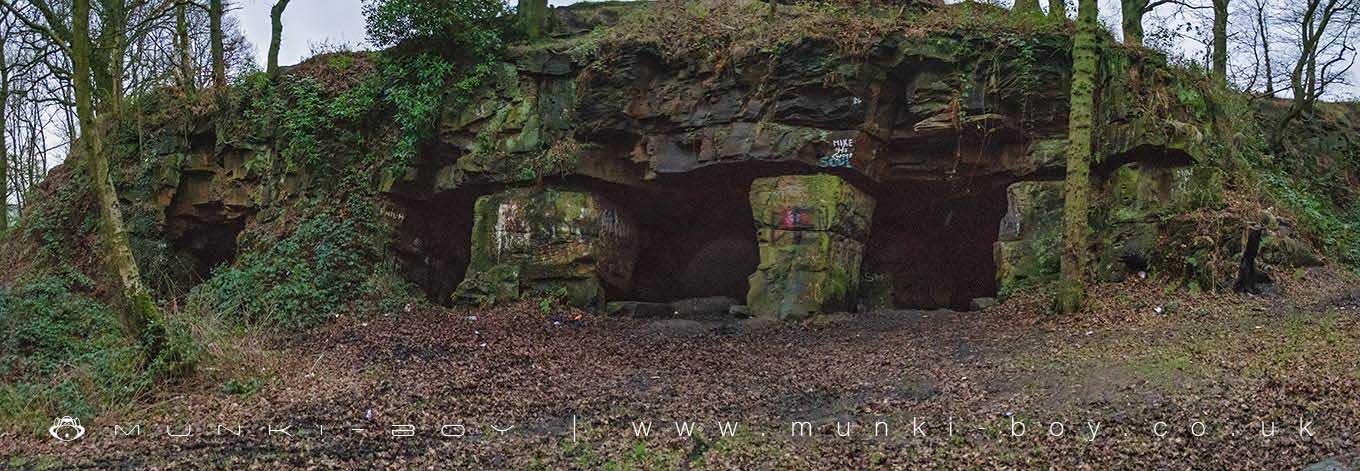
[1276,0,1360,134]
[1,0,171,356]
[1235,0,1279,96]
[1211,0,1230,84]
[1060,0,1100,313]
[1122,0,1216,48]
[517,0,547,39]
[2,8,13,230]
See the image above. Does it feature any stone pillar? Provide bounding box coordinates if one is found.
[747,175,875,320]
[453,186,639,308]
[993,181,1063,298]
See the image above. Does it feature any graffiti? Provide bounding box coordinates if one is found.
[378,205,406,223]
[598,208,633,240]
[781,207,807,229]
[819,138,854,168]
[493,201,529,256]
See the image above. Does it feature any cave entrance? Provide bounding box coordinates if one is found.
[586,168,766,303]
[392,188,484,305]
[864,178,1011,310]
[168,216,246,281]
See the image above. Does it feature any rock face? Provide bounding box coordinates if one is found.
[90,2,1324,320]
[747,175,875,320]
[453,186,640,307]
[994,181,1064,298]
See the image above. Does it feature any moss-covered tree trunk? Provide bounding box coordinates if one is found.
[1049,0,1067,20]
[267,0,290,78]
[72,0,166,355]
[1121,0,1147,47]
[517,0,549,40]
[176,0,195,92]
[1014,0,1044,17]
[1060,0,1099,313]
[209,0,226,88]
[1211,0,1230,85]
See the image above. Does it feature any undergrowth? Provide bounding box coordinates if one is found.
[0,269,199,431]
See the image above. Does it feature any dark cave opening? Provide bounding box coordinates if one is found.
[169,216,246,281]
[386,163,1010,311]
[581,167,774,303]
[863,178,1011,310]
[392,189,483,305]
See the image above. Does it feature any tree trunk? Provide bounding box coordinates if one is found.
[1233,226,1263,293]
[1121,0,1147,47]
[1059,0,1099,314]
[1014,0,1044,17]
[1,44,8,231]
[210,0,226,88]
[517,0,549,40]
[267,0,290,78]
[1048,0,1067,20]
[176,0,195,92]
[90,0,126,112]
[1255,1,1274,96]
[1212,0,1230,85]
[72,0,166,356]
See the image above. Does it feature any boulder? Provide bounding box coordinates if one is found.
[747,175,875,320]
[453,186,640,307]
[969,297,998,311]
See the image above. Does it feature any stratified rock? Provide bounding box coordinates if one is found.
[993,181,1064,298]
[669,296,740,317]
[747,175,875,320]
[606,301,675,319]
[453,186,640,307]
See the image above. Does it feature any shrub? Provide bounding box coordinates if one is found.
[186,195,416,331]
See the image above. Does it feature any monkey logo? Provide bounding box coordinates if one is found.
[49,417,86,442]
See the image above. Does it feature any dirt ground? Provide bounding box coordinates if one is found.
[3,268,1359,469]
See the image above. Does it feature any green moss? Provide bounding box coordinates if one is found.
[454,187,633,308]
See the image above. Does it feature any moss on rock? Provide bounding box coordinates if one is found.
[747,175,875,319]
[453,186,639,308]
